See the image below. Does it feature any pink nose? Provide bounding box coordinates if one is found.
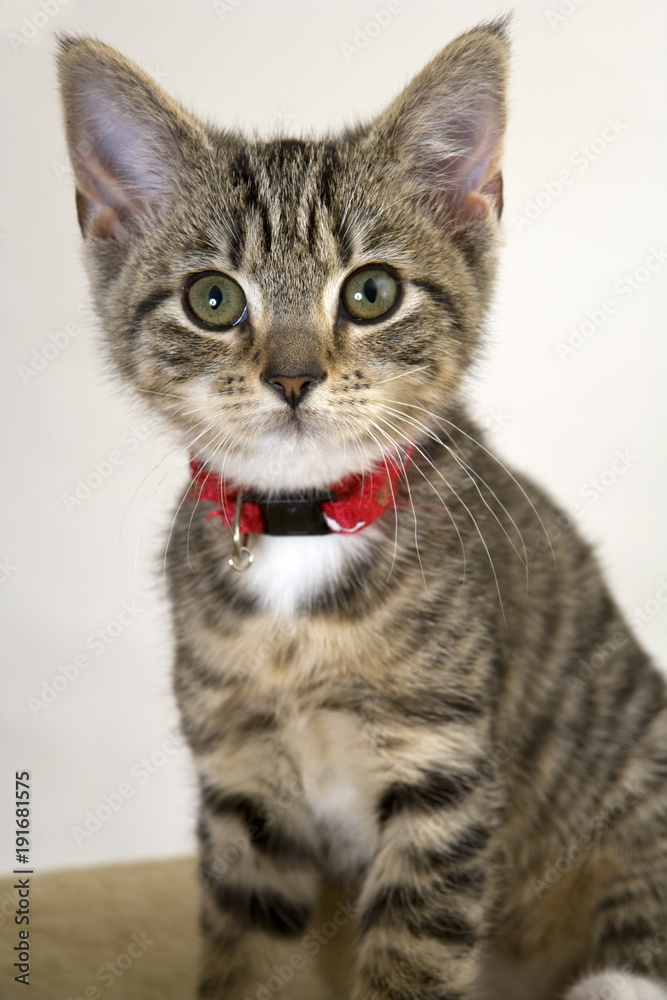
[261,372,325,409]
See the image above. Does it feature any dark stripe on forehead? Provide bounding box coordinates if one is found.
[228,149,260,208]
[318,143,354,266]
[319,144,341,211]
[280,139,311,164]
[337,221,354,267]
[227,222,244,271]
[228,148,274,256]
[306,198,319,250]
[263,138,312,173]
[257,200,273,255]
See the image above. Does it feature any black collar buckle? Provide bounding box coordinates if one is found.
[244,490,338,536]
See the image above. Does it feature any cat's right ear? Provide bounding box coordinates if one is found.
[57,37,205,244]
[374,19,510,228]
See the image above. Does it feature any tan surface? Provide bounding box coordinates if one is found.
[0,856,198,999]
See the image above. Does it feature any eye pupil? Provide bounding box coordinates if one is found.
[341,266,398,323]
[363,278,377,304]
[185,272,247,329]
[208,285,222,309]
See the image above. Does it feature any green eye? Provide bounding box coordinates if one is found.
[341,266,399,322]
[184,272,247,329]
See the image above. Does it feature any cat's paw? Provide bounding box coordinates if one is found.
[564,972,667,1000]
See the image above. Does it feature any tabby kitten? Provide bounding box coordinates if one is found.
[58,20,667,1000]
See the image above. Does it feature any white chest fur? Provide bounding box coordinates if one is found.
[290,709,381,877]
[232,529,380,616]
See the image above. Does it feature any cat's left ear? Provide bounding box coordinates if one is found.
[375,19,510,226]
[57,36,207,243]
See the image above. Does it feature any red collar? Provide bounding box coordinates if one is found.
[189,449,410,537]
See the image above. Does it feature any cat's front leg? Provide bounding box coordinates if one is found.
[194,778,329,1000]
[351,759,501,1000]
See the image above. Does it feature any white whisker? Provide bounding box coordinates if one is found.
[377,403,529,586]
[384,397,556,568]
[376,365,432,384]
[373,413,506,623]
[371,415,469,593]
[367,421,431,601]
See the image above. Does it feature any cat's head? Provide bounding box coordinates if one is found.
[58,22,508,493]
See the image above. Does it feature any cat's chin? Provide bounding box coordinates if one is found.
[197,436,395,494]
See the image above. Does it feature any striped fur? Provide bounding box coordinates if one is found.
[58,20,667,1000]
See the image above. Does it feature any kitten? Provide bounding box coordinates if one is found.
[58,20,667,1000]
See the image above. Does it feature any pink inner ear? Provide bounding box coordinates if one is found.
[67,84,174,239]
[75,185,129,241]
[80,144,133,212]
[444,102,504,221]
[407,89,505,225]
[459,182,502,223]
[458,154,504,223]
[72,141,135,240]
